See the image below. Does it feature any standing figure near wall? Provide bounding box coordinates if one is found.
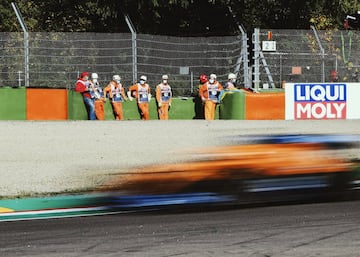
[90,73,106,120]
[127,75,151,120]
[156,74,172,120]
[193,74,207,119]
[103,75,127,120]
[75,71,96,120]
[199,73,223,120]
[224,73,238,90]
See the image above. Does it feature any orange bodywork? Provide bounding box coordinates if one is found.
[102,143,353,194]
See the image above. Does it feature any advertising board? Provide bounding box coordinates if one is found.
[285,83,360,120]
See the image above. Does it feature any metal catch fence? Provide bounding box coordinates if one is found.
[256,29,360,88]
[1,28,360,94]
[0,32,242,96]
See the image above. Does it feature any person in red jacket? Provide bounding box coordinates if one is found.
[75,71,96,120]
[193,74,207,119]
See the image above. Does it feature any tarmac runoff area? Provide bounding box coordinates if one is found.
[0,120,360,199]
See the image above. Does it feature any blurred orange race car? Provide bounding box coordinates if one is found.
[101,134,360,209]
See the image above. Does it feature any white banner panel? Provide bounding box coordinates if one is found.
[285,83,360,120]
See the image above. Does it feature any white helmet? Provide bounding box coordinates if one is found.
[140,75,147,81]
[162,74,168,80]
[113,75,121,81]
[228,73,236,80]
[209,74,217,80]
[91,73,98,79]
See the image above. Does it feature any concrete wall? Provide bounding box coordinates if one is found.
[0,88,286,120]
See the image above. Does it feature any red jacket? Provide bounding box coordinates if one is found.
[75,79,91,98]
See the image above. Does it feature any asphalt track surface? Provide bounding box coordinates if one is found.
[1,120,360,256]
[1,200,360,257]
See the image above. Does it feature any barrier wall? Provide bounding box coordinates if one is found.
[67,90,87,120]
[0,87,26,120]
[245,92,285,120]
[219,91,246,120]
[26,88,68,120]
[0,88,288,120]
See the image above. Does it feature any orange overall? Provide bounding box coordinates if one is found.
[90,83,105,120]
[104,81,126,120]
[156,83,172,120]
[128,83,151,120]
[94,99,105,120]
[199,81,223,120]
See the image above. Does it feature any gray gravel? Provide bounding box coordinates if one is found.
[1,120,359,198]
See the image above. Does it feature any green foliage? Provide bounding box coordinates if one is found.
[1,0,359,35]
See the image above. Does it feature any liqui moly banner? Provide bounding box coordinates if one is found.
[285,83,360,120]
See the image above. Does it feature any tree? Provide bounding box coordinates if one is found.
[0,0,26,31]
[2,0,360,34]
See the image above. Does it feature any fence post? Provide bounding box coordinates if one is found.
[311,26,325,82]
[253,28,261,90]
[239,26,250,88]
[11,2,29,88]
[125,14,137,83]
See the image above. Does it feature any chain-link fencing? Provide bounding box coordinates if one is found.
[257,29,360,88]
[0,32,242,96]
[1,29,360,95]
